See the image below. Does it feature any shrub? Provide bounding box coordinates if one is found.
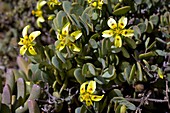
[0,0,170,113]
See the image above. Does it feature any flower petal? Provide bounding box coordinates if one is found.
[98,0,104,9]
[62,22,70,36]
[107,18,117,29]
[57,33,63,40]
[91,2,97,7]
[69,43,80,52]
[56,41,66,51]
[102,30,114,38]
[88,0,92,3]
[118,16,127,29]
[37,16,45,28]
[22,25,30,37]
[122,29,134,37]
[70,30,82,41]
[91,94,104,101]
[79,95,85,102]
[29,31,41,42]
[114,35,122,48]
[18,38,25,45]
[28,46,37,55]
[37,1,47,10]
[87,81,96,94]
[20,45,27,55]
[80,81,88,94]
[86,98,93,106]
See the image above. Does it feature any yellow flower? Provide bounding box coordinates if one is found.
[102,17,134,47]
[56,22,82,52]
[18,25,41,55]
[32,1,46,28]
[47,0,61,9]
[88,0,104,10]
[79,81,104,106]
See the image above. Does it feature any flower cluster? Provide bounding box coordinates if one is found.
[47,0,61,9]
[79,81,104,106]
[55,22,82,52]
[102,17,134,47]
[18,25,41,55]
[32,1,46,28]
[87,0,104,10]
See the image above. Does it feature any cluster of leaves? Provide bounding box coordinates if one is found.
[0,0,170,113]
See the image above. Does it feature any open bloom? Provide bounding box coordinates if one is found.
[79,81,104,106]
[102,17,134,47]
[56,22,82,52]
[47,0,61,9]
[87,0,104,10]
[18,25,41,55]
[32,1,46,28]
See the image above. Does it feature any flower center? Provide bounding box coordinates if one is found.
[32,10,42,17]
[24,36,32,47]
[115,29,122,35]
[84,93,90,100]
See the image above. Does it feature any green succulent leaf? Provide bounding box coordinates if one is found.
[88,63,96,75]
[63,1,72,14]
[113,6,131,15]
[17,78,26,100]
[137,62,143,81]
[124,37,136,49]
[121,47,130,58]
[74,68,85,84]
[2,84,11,106]
[52,56,62,71]
[28,100,40,113]
[102,66,116,79]
[150,15,159,25]
[17,56,29,76]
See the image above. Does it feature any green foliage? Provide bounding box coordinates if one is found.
[0,0,170,113]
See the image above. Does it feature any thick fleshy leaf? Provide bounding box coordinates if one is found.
[70,30,82,41]
[91,95,104,101]
[113,6,131,15]
[118,17,127,29]
[86,98,93,106]
[62,22,70,36]
[107,18,117,29]
[37,1,47,10]
[69,43,80,52]
[20,45,27,55]
[22,25,30,37]
[114,35,122,47]
[63,1,72,13]
[74,68,85,84]
[28,100,40,113]
[18,38,25,45]
[29,31,41,42]
[102,30,114,37]
[87,81,96,94]
[28,46,37,55]
[80,82,88,94]
[122,29,134,37]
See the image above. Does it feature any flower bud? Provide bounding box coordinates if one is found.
[120,104,126,113]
